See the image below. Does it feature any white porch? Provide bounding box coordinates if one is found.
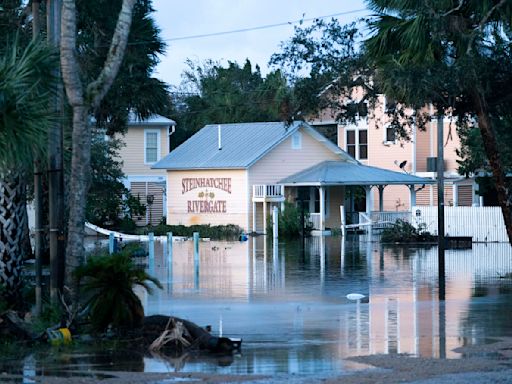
[252,184,285,233]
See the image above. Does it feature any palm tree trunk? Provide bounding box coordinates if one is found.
[472,90,512,245]
[0,171,28,306]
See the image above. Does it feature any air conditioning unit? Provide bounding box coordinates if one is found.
[427,157,437,172]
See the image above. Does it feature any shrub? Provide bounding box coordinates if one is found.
[143,223,243,240]
[75,247,162,333]
[381,219,434,243]
[267,201,312,238]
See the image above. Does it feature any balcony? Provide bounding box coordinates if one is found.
[252,184,285,202]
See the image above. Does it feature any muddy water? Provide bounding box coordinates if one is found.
[6,235,512,380]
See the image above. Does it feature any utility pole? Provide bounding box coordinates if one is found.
[437,113,445,300]
[32,0,43,316]
[47,0,65,303]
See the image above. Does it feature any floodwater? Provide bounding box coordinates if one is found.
[8,235,512,380]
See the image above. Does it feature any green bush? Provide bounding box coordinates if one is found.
[381,219,434,243]
[267,201,312,238]
[141,223,243,240]
[75,247,162,333]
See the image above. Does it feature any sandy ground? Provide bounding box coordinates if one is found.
[2,337,512,383]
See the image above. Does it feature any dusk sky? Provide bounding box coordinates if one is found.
[151,1,369,87]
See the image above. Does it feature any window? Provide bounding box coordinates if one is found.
[346,127,368,160]
[385,125,396,143]
[291,131,302,149]
[145,130,160,163]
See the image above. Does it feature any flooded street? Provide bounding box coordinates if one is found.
[136,235,512,376]
[4,235,512,382]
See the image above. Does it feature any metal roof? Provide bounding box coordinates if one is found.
[153,121,355,170]
[128,112,176,126]
[279,161,435,186]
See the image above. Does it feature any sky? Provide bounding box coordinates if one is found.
[151,1,369,87]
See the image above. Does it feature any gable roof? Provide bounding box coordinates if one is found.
[152,121,356,170]
[128,112,176,126]
[279,161,435,186]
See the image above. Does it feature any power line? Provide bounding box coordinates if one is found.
[127,9,367,46]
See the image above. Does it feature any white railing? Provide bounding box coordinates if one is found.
[309,213,321,229]
[370,211,411,225]
[413,206,508,242]
[253,184,283,199]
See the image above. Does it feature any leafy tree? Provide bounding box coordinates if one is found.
[87,134,145,227]
[0,38,57,306]
[171,59,292,148]
[364,0,512,243]
[270,19,377,127]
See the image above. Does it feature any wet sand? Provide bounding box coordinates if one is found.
[3,337,512,383]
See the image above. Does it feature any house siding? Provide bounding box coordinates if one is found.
[166,169,248,229]
[248,127,341,230]
[117,126,169,176]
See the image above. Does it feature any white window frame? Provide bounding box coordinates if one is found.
[383,123,396,145]
[144,129,161,164]
[291,131,302,149]
[345,118,368,160]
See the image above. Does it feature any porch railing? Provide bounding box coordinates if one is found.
[309,213,321,230]
[370,211,411,225]
[253,184,284,199]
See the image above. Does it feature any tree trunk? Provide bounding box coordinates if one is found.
[472,91,512,245]
[64,105,89,290]
[0,172,28,306]
[60,0,136,294]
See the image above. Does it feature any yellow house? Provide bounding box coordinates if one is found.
[117,113,176,226]
[153,121,433,233]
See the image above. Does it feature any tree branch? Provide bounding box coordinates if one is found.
[467,0,508,54]
[86,0,136,108]
[442,0,465,17]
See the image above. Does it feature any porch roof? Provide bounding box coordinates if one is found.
[279,161,435,186]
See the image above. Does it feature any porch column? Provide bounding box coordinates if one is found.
[319,186,325,231]
[281,185,285,211]
[378,185,385,212]
[409,185,417,207]
[365,186,372,215]
[252,201,257,232]
[453,183,458,207]
[263,201,267,234]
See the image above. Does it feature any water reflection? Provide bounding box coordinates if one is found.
[135,235,512,374]
[10,235,512,378]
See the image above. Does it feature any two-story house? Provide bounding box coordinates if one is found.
[117,113,176,226]
[309,96,479,214]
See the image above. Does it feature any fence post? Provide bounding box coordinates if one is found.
[340,206,346,237]
[148,232,155,274]
[273,206,279,239]
[109,232,115,254]
[193,232,200,290]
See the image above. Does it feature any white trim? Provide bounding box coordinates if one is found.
[345,118,368,160]
[144,129,161,165]
[126,175,166,183]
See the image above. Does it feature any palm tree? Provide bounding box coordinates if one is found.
[0,38,57,306]
[75,246,162,332]
[364,0,512,243]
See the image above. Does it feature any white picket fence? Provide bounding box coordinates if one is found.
[413,206,508,242]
